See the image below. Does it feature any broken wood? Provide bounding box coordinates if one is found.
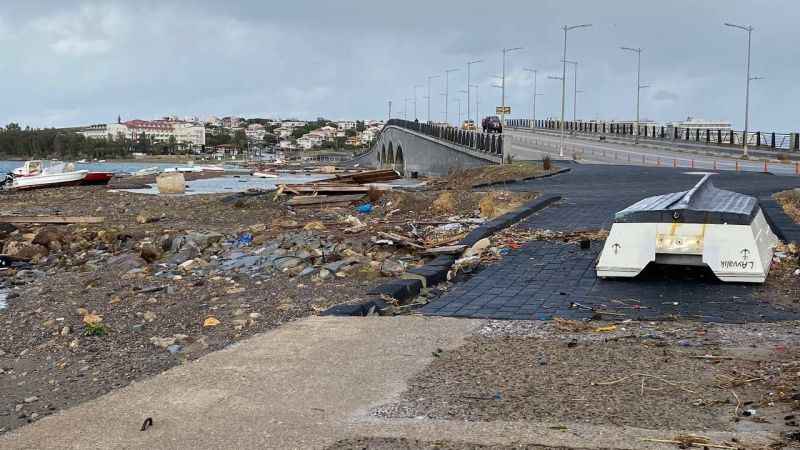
[0,215,104,224]
[421,245,467,255]
[376,231,424,249]
[327,169,400,184]
[286,194,366,206]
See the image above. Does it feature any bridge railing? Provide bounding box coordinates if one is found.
[505,119,800,153]
[385,119,503,157]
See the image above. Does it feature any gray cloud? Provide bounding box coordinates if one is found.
[0,0,798,131]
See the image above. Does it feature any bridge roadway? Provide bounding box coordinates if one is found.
[505,127,800,176]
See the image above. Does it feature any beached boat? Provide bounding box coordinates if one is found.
[131,167,161,176]
[82,172,114,185]
[163,166,202,173]
[4,161,88,190]
[252,171,278,178]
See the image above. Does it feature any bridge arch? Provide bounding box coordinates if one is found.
[394,146,405,175]
[379,144,385,166]
[387,142,395,165]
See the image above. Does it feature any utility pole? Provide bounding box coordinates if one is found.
[500,47,523,128]
[403,97,411,120]
[558,24,591,157]
[388,100,392,120]
[454,98,462,125]
[620,47,644,143]
[466,59,483,126]
[425,74,440,123]
[413,84,423,121]
[725,22,762,157]
[444,68,460,125]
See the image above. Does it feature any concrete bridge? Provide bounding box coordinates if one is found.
[355,119,503,177]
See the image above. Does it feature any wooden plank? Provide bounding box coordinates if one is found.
[0,215,104,224]
[286,194,366,206]
[421,245,467,255]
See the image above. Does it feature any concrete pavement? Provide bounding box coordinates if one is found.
[506,128,800,176]
[0,315,784,449]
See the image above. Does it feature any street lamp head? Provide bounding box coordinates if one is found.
[445,68,460,73]
[750,76,764,81]
[468,59,484,65]
[503,47,524,53]
[565,23,592,31]
[620,46,642,53]
[547,75,563,80]
[427,74,440,80]
[561,59,578,65]
[725,22,753,31]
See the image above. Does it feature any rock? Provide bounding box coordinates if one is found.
[274,256,305,271]
[322,257,360,274]
[3,241,48,260]
[298,266,318,278]
[135,214,160,224]
[318,268,332,280]
[82,313,102,325]
[76,307,89,316]
[168,242,201,265]
[32,227,64,248]
[183,336,209,354]
[143,311,157,322]
[0,223,17,239]
[380,259,405,277]
[464,238,491,258]
[23,396,38,403]
[107,253,147,272]
[150,336,176,348]
[60,326,71,336]
[249,312,262,319]
[139,244,162,263]
[178,258,209,272]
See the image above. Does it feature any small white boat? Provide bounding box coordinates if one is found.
[4,160,87,190]
[252,171,278,178]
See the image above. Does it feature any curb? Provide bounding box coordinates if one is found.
[322,194,562,316]
[471,167,571,189]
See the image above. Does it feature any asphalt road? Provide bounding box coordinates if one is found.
[505,128,800,176]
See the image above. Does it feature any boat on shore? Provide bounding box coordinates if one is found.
[252,171,278,178]
[3,161,88,190]
[82,171,114,185]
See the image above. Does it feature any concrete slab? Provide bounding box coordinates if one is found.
[0,316,483,450]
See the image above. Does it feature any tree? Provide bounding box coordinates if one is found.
[345,129,357,138]
[356,121,366,132]
[234,129,248,152]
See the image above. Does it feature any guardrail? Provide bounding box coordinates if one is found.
[506,119,800,152]
[386,119,503,157]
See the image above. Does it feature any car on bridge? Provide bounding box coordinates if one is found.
[462,120,476,131]
[481,116,502,134]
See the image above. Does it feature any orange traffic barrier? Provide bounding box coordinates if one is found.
[736,161,740,172]
[796,162,799,175]
[673,159,677,168]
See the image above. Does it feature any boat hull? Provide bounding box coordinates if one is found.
[82,172,114,186]
[12,171,88,190]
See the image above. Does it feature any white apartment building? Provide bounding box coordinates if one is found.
[281,120,307,128]
[81,119,205,149]
[245,123,267,141]
[336,121,356,130]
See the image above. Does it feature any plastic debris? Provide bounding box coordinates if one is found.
[355,203,374,214]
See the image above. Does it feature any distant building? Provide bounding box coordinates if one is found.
[668,117,731,131]
[336,121,356,130]
[80,118,205,150]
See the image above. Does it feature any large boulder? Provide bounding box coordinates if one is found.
[32,227,65,249]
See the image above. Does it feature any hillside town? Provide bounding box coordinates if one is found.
[78,116,384,162]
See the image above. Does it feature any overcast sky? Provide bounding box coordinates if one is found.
[1,0,798,130]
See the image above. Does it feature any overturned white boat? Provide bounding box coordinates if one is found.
[597,175,780,283]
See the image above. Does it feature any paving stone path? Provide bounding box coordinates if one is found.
[422,164,800,322]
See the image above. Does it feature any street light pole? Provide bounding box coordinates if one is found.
[562,60,579,122]
[558,24,591,157]
[471,84,479,126]
[501,47,523,129]
[466,59,483,127]
[413,84,423,121]
[426,75,440,123]
[620,47,644,143]
[725,22,761,157]
[403,97,411,120]
[388,100,392,120]
[444,68,460,125]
